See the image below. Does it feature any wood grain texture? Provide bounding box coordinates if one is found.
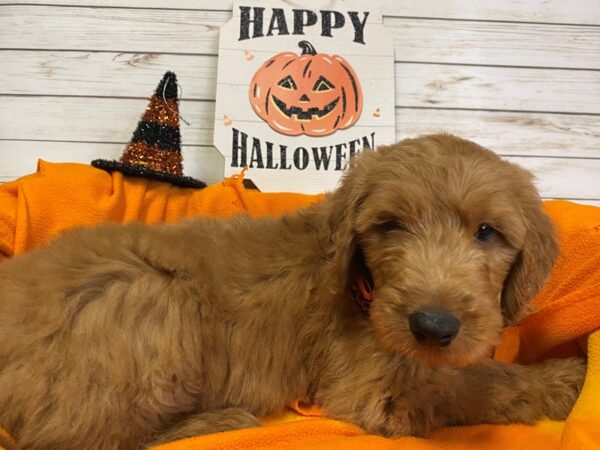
[397,109,600,159]
[385,18,600,69]
[0,0,599,201]
[1,5,226,54]
[4,51,599,115]
[2,5,599,68]
[1,140,597,200]
[3,0,599,25]
[0,96,216,145]
[0,51,218,97]
[503,156,600,199]
[0,141,224,185]
[396,64,600,113]
[3,96,600,158]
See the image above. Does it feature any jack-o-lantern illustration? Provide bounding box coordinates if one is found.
[249,41,363,137]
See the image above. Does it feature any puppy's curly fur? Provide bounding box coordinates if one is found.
[0,135,585,449]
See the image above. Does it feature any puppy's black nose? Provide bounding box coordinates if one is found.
[409,308,461,347]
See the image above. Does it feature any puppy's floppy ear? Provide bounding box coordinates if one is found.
[325,151,375,293]
[501,195,559,325]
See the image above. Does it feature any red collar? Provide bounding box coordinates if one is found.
[351,273,373,318]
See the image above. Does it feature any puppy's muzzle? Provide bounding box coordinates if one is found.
[409,308,461,347]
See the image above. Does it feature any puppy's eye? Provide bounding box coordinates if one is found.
[381,219,406,232]
[475,224,496,242]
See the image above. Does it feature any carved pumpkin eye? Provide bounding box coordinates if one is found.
[313,76,334,92]
[278,76,297,90]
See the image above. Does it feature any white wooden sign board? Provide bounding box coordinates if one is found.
[214,0,395,193]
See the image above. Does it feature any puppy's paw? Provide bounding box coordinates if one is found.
[355,400,434,438]
[538,357,586,420]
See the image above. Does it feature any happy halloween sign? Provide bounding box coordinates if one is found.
[214,0,395,193]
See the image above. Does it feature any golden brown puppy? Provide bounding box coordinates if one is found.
[0,135,585,450]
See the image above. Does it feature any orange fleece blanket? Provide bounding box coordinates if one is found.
[0,161,323,260]
[0,161,599,450]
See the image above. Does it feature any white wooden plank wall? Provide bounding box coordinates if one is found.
[0,0,599,205]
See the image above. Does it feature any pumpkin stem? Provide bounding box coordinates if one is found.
[298,41,317,56]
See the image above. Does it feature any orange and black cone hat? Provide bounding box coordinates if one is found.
[92,71,205,188]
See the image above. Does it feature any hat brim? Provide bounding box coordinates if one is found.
[91,159,206,189]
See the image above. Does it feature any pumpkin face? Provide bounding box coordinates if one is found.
[249,41,363,137]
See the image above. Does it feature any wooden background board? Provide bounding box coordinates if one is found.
[0,0,599,204]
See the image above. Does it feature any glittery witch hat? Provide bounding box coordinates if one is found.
[92,71,205,188]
